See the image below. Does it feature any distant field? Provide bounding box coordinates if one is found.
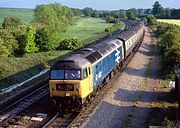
[60,17,114,41]
[0,8,34,24]
[157,19,180,26]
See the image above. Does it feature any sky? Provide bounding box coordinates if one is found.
[0,0,179,10]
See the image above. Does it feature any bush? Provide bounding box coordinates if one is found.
[105,26,116,32]
[160,29,180,66]
[106,16,116,23]
[155,22,180,80]
[147,15,157,25]
[58,38,82,50]
[161,118,180,128]
[0,29,18,56]
[0,38,9,58]
[105,21,124,33]
[2,17,21,29]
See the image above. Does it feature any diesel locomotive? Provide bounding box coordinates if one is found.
[49,21,144,109]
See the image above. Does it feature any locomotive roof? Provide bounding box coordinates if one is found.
[51,54,91,70]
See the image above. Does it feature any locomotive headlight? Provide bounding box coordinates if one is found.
[66,92,70,96]
[74,84,79,91]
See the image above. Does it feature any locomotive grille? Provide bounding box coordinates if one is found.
[56,84,74,91]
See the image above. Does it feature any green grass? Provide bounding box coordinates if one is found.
[0,7,34,25]
[0,50,70,88]
[157,19,180,26]
[60,17,114,41]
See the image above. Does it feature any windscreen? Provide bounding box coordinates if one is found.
[51,70,64,79]
[66,70,81,80]
[50,70,81,80]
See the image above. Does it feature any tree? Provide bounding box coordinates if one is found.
[34,3,73,32]
[145,9,152,15]
[35,28,53,51]
[2,17,21,29]
[58,38,82,50]
[147,15,157,25]
[34,4,59,28]
[160,30,180,65]
[34,3,73,51]
[24,25,38,53]
[138,9,145,17]
[118,10,127,18]
[171,9,180,19]
[71,8,82,17]
[126,10,136,20]
[103,12,110,18]
[12,25,38,54]
[152,1,163,18]
[91,11,99,18]
[106,16,115,23]
[0,29,18,56]
[165,8,171,19]
[128,8,138,17]
[0,38,9,58]
[83,7,93,16]
[110,11,119,18]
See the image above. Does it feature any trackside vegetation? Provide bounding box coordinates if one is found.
[0,17,115,87]
[150,21,180,80]
[0,50,70,88]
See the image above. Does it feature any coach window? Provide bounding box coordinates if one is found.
[83,68,88,79]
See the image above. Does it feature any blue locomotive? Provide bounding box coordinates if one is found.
[49,21,144,108]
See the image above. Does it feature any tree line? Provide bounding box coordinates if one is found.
[0,1,180,58]
[82,1,180,20]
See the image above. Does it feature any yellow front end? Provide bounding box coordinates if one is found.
[49,66,93,101]
[49,79,92,99]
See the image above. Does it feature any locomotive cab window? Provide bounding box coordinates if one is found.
[83,68,88,79]
[51,70,64,79]
[66,70,81,80]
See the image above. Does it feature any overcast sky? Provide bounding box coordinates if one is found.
[0,0,179,10]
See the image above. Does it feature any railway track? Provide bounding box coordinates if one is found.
[0,20,139,128]
[113,19,136,37]
[41,112,80,128]
[0,84,49,127]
